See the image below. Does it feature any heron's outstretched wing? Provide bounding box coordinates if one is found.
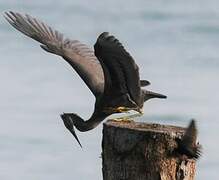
[94,32,142,106]
[4,11,104,96]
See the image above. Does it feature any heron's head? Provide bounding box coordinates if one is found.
[60,113,82,148]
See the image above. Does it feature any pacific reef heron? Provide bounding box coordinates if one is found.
[4,12,167,147]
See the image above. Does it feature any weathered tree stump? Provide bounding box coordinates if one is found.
[102,120,196,180]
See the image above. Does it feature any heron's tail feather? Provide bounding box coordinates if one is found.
[140,80,150,87]
[142,89,167,102]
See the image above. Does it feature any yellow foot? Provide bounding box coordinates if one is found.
[105,106,130,113]
[111,117,134,123]
[116,106,129,112]
[104,106,143,113]
[112,112,143,123]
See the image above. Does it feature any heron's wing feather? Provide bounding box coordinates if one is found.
[4,11,104,96]
[94,32,142,106]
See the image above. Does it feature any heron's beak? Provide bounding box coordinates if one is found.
[61,114,82,148]
[68,125,83,148]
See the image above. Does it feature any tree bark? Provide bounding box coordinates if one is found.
[102,120,196,180]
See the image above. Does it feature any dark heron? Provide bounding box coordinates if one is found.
[4,12,167,147]
[175,119,202,160]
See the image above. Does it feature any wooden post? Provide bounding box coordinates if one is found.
[102,120,196,180]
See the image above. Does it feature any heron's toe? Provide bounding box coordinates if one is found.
[112,117,134,123]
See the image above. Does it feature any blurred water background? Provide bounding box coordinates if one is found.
[0,0,218,179]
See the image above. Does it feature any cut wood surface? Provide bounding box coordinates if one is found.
[102,120,196,180]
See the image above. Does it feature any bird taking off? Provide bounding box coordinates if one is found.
[4,12,167,147]
[175,119,202,160]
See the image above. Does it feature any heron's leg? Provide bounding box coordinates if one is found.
[103,106,143,122]
[103,106,129,113]
[113,111,144,122]
[104,106,142,113]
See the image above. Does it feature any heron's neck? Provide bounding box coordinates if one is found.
[73,112,109,132]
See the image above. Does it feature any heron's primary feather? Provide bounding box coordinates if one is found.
[4,11,104,96]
